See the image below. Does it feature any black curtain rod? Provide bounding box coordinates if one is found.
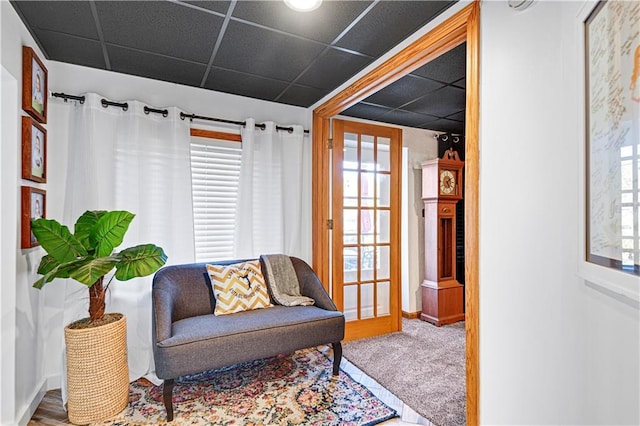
[180,112,309,134]
[101,98,128,111]
[144,106,168,117]
[180,112,251,128]
[51,92,309,133]
[51,92,85,104]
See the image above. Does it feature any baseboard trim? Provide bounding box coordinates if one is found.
[401,310,421,319]
[46,374,62,392]
[17,378,47,426]
[15,374,62,426]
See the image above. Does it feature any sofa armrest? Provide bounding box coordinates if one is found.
[151,262,219,344]
[152,285,176,344]
[291,257,338,312]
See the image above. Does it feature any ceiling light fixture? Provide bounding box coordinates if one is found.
[284,0,322,12]
[508,0,535,11]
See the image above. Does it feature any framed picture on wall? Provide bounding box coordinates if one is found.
[584,0,640,277]
[22,46,48,124]
[21,186,46,249]
[21,116,47,183]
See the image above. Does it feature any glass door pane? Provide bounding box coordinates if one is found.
[341,131,392,321]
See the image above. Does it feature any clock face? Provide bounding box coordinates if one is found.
[440,170,456,195]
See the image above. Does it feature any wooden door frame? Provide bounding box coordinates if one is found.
[311,2,480,425]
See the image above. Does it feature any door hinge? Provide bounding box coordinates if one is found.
[327,138,333,150]
[327,219,333,230]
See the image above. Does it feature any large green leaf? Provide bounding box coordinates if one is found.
[67,257,119,286]
[31,219,87,263]
[33,258,88,289]
[74,210,106,252]
[90,211,135,257]
[37,255,60,275]
[114,244,167,281]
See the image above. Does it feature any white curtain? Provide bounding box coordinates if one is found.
[61,93,194,398]
[234,119,304,258]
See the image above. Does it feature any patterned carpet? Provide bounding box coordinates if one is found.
[97,346,397,425]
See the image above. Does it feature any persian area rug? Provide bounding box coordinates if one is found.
[343,319,465,426]
[97,345,397,426]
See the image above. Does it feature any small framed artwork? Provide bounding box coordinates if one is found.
[584,0,640,277]
[22,46,48,124]
[22,116,47,183]
[21,186,46,249]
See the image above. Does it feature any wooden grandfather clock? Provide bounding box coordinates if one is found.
[420,148,465,326]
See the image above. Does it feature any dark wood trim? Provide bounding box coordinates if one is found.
[21,186,46,249]
[402,310,421,320]
[21,116,47,183]
[22,46,48,124]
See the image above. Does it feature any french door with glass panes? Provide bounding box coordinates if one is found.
[332,120,401,340]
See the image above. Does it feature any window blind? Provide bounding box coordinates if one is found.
[190,139,242,262]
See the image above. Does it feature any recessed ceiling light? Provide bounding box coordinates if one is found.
[283,0,322,12]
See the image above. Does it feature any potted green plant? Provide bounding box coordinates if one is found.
[31,210,167,424]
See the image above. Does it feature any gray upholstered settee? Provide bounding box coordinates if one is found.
[151,257,345,421]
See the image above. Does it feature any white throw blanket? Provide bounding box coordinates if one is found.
[260,255,315,306]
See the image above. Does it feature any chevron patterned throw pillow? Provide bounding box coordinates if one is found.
[206,261,272,316]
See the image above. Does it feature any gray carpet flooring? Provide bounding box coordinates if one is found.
[342,318,465,426]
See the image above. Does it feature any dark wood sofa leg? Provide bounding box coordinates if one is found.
[332,342,342,376]
[163,379,175,421]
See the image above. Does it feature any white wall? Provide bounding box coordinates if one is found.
[403,127,438,313]
[0,64,20,426]
[1,1,50,424]
[479,1,639,424]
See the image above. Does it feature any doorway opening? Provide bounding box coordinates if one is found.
[311,3,479,424]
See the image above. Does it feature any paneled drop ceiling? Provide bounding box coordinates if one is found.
[11,0,466,134]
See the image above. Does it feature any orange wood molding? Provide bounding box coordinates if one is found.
[190,128,241,142]
[311,112,331,291]
[464,3,480,425]
[401,311,421,320]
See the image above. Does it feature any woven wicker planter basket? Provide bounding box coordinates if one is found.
[64,313,129,425]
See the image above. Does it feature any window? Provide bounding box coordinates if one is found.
[342,135,391,278]
[620,143,639,272]
[190,138,241,262]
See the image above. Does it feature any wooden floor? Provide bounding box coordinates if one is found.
[28,389,68,425]
[29,359,432,426]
